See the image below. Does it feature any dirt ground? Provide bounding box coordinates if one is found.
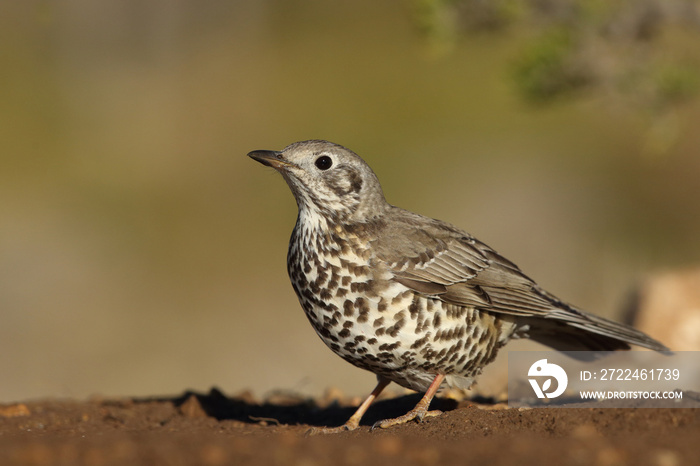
[1,389,698,466]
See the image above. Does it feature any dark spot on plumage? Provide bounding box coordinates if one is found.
[301,289,318,304]
[295,274,308,288]
[379,342,401,351]
[339,328,351,338]
[471,327,482,341]
[354,297,369,313]
[351,265,369,277]
[350,282,366,293]
[315,269,327,284]
[377,298,388,312]
[373,317,384,328]
[388,319,405,338]
[367,338,378,345]
[354,335,366,343]
[327,304,339,313]
[349,171,363,193]
[309,281,320,294]
[435,356,448,368]
[341,275,352,286]
[415,318,431,334]
[410,334,431,349]
[408,298,420,318]
[314,236,326,253]
[343,300,354,317]
[324,164,364,197]
[494,319,504,333]
[479,330,491,345]
[391,290,411,305]
[336,287,348,298]
[343,321,353,328]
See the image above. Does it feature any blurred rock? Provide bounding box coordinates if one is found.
[628,268,700,351]
[179,394,207,418]
[0,403,30,418]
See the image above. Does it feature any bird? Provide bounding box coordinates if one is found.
[248,140,668,433]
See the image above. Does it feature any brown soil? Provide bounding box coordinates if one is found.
[1,389,697,466]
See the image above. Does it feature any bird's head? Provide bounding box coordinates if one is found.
[248,140,387,223]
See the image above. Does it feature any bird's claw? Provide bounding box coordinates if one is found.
[370,409,443,431]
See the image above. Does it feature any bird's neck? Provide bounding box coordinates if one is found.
[292,206,386,257]
[296,206,331,237]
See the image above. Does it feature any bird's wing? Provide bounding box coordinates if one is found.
[371,208,668,351]
[372,209,555,316]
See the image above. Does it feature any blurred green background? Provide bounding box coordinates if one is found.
[2,0,700,402]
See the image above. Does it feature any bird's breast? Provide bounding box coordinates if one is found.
[285,221,517,392]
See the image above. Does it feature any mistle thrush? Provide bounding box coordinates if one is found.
[248,140,668,433]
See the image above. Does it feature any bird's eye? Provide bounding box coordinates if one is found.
[315,155,333,170]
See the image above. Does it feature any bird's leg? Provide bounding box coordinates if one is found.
[371,374,445,430]
[306,377,391,435]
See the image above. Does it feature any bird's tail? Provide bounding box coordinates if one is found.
[518,303,669,357]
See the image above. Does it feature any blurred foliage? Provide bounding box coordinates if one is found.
[411,0,700,112]
[513,27,590,102]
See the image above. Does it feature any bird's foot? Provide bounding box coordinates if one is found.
[305,421,359,436]
[370,408,443,431]
[305,378,392,436]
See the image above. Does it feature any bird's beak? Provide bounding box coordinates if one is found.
[248,150,295,170]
